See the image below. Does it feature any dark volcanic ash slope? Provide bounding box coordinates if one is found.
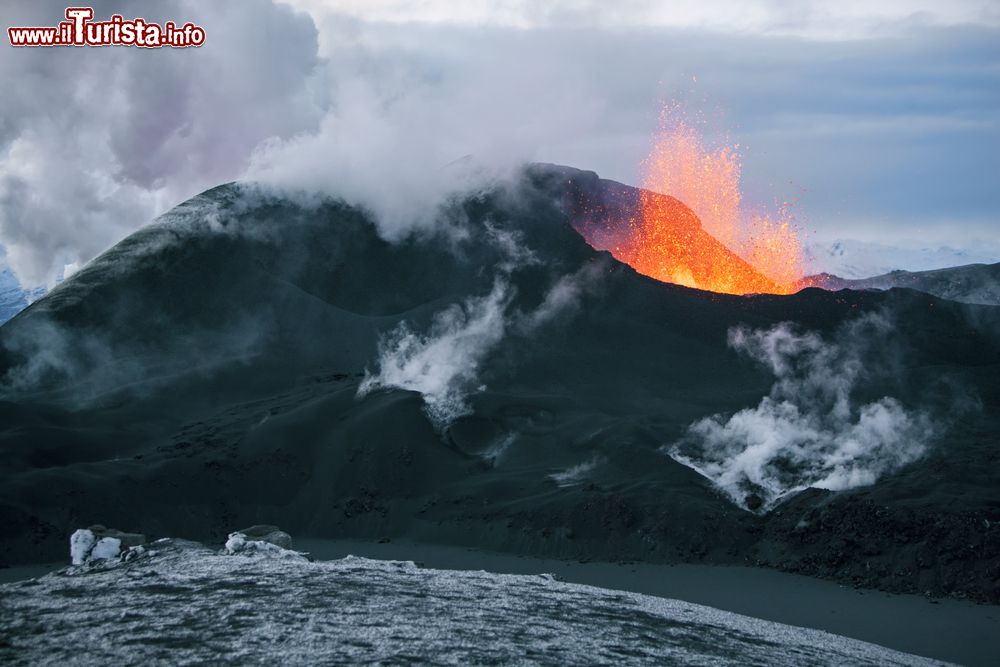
[0,165,998,602]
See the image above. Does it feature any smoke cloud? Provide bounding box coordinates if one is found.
[666,312,936,512]
[0,0,323,288]
[2,1,996,291]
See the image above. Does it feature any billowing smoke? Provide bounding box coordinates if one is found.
[666,312,936,512]
[3,0,997,292]
[359,256,606,427]
[0,0,323,288]
[0,1,609,289]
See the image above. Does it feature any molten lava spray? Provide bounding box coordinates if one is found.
[610,104,804,294]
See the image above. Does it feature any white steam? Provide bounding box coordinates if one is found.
[517,261,605,333]
[550,456,603,488]
[3,2,996,290]
[666,312,934,512]
[0,0,324,288]
[0,307,270,404]
[481,432,518,464]
[359,257,605,427]
[358,279,512,425]
[244,80,529,241]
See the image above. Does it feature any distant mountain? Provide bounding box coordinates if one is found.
[799,262,1000,306]
[805,238,1000,280]
[0,268,43,326]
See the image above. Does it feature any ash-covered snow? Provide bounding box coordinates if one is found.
[0,539,947,666]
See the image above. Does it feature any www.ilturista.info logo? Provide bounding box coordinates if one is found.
[8,7,205,48]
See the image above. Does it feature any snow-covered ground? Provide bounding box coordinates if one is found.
[0,538,947,665]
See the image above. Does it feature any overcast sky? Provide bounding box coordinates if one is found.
[1,0,998,286]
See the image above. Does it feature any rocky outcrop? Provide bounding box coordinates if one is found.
[69,525,146,565]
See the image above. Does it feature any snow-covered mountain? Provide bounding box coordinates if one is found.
[799,262,1000,306]
[806,238,1000,280]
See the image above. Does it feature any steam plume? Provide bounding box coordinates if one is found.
[666,312,935,512]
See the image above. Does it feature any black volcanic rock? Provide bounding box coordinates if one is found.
[0,165,998,602]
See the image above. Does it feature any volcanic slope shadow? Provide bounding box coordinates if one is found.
[0,165,998,602]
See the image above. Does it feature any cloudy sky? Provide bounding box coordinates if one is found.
[1,0,998,286]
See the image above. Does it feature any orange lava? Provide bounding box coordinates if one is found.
[611,105,804,295]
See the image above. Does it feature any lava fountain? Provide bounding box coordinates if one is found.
[586,105,804,295]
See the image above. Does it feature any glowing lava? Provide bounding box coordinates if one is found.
[607,105,804,295]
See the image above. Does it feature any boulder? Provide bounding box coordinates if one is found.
[233,525,293,549]
[69,525,146,565]
[224,525,305,560]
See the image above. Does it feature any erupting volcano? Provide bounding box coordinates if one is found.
[577,105,805,295]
